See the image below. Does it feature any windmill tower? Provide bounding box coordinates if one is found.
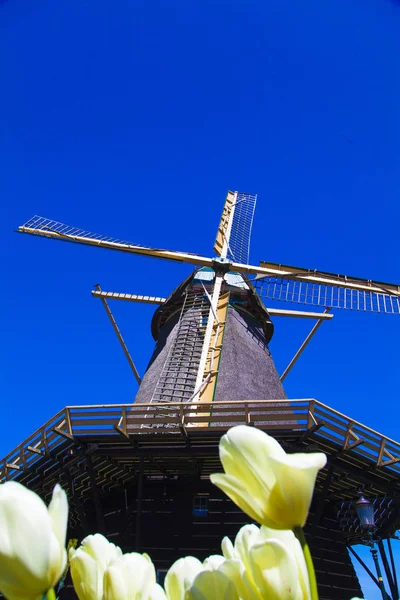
[6,190,400,599]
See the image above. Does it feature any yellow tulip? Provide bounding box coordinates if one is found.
[103,552,157,600]
[210,425,326,529]
[0,482,68,600]
[69,533,122,600]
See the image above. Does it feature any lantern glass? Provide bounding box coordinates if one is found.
[355,493,375,529]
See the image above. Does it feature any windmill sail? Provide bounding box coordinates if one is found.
[17,216,212,267]
[255,261,400,314]
[227,192,257,264]
[214,191,257,264]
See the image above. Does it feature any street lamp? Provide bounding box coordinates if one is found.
[354,491,390,600]
[355,492,375,531]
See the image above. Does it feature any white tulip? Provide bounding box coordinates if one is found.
[0,482,68,600]
[164,556,203,600]
[211,425,326,529]
[103,552,156,600]
[187,569,239,600]
[148,583,167,599]
[69,533,122,600]
[202,555,225,571]
[221,524,310,600]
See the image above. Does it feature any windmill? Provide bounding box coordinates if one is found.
[14,192,400,401]
[10,191,400,599]
[17,191,400,404]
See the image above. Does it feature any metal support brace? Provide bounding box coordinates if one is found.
[347,545,381,590]
[388,539,399,599]
[378,540,398,600]
[280,308,331,381]
[94,284,141,385]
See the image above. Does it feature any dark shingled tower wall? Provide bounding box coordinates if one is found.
[134,269,285,405]
[214,308,285,401]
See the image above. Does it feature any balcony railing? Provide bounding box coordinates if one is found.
[1,399,400,481]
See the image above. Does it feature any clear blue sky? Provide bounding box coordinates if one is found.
[2,0,400,596]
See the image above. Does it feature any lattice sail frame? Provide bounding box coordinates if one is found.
[18,196,400,317]
[227,192,257,264]
[255,277,400,314]
[19,216,191,254]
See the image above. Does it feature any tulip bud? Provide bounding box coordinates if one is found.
[164,556,203,600]
[0,482,68,600]
[149,583,168,599]
[220,524,310,600]
[202,555,225,571]
[103,552,157,600]
[187,569,239,600]
[69,533,122,600]
[210,425,326,529]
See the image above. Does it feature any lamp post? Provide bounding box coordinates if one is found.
[354,491,390,600]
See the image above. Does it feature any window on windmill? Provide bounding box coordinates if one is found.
[156,570,168,586]
[199,312,208,329]
[193,494,209,517]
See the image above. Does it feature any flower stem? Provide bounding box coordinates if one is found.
[294,526,319,600]
[45,588,57,600]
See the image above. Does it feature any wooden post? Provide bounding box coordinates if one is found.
[86,454,105,534]
[135,456,144,551]
[311,463,334,535]
[64,468,90,536]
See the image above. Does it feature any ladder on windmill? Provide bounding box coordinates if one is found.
[150,290,210,405]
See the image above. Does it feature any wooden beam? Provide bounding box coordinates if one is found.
[53,427,74,441]
[267,308,333,319]
[135,456,144,551]
[92,290,166,304]
[311,464,334,534]
[86,454,106,534]
[214,191,237,258]
[92,290,333,320]
[64,468,89,536]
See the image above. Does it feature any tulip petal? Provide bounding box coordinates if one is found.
[203,555,225,571]
[266,453,327,528]
[221,537,236,560]
[149,583,168,599]
[260,528,310,598]
[210,474,266,525]
[69,535,122,600]
[218,427,284,499]
[78,534,122,572]
[104,561,127,600]
[250,539,301,600]
[0,482,53,590]
[104,553,156,600]
[47,485,68,550]
[70,550,100,600]
[188,570,239,600]
[165,556,203,600]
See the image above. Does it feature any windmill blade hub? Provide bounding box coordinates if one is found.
[212,257,232,274]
